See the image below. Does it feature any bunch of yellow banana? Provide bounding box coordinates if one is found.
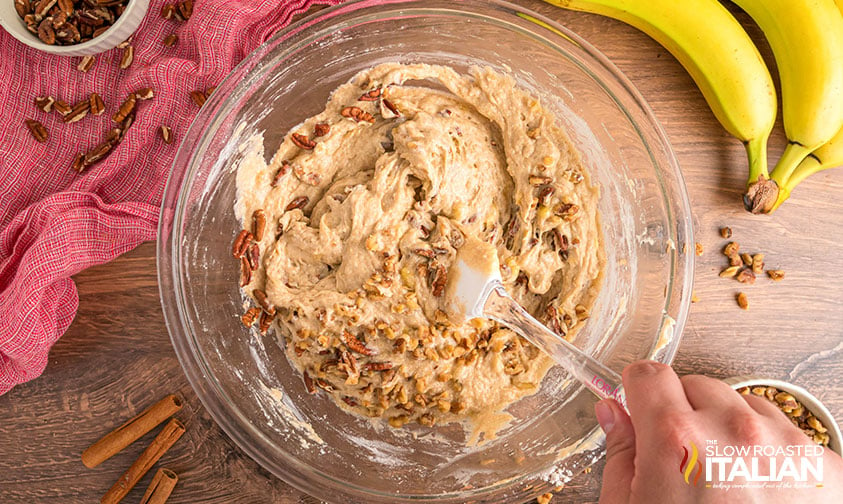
[544,0,843,214]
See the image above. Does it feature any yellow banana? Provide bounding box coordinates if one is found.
[771,126,843,210]
[733,0,843,213]
[543,0,776,189]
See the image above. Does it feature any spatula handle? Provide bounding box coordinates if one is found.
[482,284,628,412]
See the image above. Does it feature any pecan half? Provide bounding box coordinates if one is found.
[135,87,154,100]
[364,362,394,371]
[159,125,173,144]
[313,122,330,137]
[247,243,260,271]
[380,98,400,118]
[285,196,309,212]
[63,99,90,123]
[119,45,134,69]
[342,330,374,356]
[291,132,316,150]
[83,140,112,165]
[163,33,178,47]
[25,119,48,143]
[89,92,104,116]
[177,0,193,20]
[112,93,136,123]
[430,264,447,297]
[341,106,374,123]
[253,289,275,314]
[77,55,95,73]
[358,88,381,101]
[241,306,260,327]
[231,229,252,258]
[239,256,252,287]
[70,153,85,173]
[34,95,54,113]
[249,209,266,241]
[189,90,206,107]
[258,310,275,335]
[303,371,316,394]
[38,18,56,45]
[53,99,71,116]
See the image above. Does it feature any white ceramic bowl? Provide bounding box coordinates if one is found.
[0,0,149,56]
[725,376,842,456]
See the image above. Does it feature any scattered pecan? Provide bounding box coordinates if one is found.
[77,55,95,73]
[358,88,381,101]
[136,87,154,101]
[430,264,447,297]
[720,226,732,239]
[736,268,756,284]
[545,304,566,336]
[313,122,330,137]
[751,253,764,274]
[189,90,206,107]
[503,208,521,249]
[380,98,400,118]
[258,310,275,335]
[25,119,48,143]
[412,248,435,259]
[70,153,85,173]
[271,160,290,187]
[34,95,55,112]
[241,306,260,326]
[239,256,252,287]
[723,242,740,257]
[736,292,748,310]
[291,132,316,150]
[364,362,394,371]
[342,330,374,356]
[341,106,374,123]
[285,196,309,212]
[303,371,316,394]
[231,229,252,258]
[695,242,704,256]
[112,93,136,123]
[89,92,104,116]
[253,289,274,314]
[177,0,193,20]
[119,45,134,69]
[163,33,178,47]
[247,243,260,270]
[159,125,173,144]
[528,175,552,186]
[767,269,785,281]
[82,140,112,165]
[161,3,176,19]
[53,99,71,116]
[252,209,266,241]
[63,99,90,123]
[719,265,740,278]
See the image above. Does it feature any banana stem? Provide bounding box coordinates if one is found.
[745,136,769,184]
[771,142,812,187]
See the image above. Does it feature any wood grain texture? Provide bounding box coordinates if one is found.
[1,1,842,502]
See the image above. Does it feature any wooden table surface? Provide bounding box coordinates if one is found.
[2,1,842,503]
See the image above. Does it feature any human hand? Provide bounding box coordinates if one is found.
[596,361,843,503]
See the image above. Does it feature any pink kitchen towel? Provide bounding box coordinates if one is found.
[0,0,341,395]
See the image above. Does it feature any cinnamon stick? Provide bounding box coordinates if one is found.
[100,418,185,504]
[140,468,179,504]
[82,394,183,468]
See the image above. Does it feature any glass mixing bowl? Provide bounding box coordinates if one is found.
[157,1,694,502]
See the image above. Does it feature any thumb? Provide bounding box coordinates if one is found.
[596,399,636,504]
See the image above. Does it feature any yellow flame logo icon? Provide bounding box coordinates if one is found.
[679,440,703,486]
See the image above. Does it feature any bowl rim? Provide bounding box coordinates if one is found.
[724,376,843,457]
[0,0,149,56]
[157,0,695,501]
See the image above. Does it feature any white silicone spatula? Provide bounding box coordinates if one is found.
[447,237,627,411]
